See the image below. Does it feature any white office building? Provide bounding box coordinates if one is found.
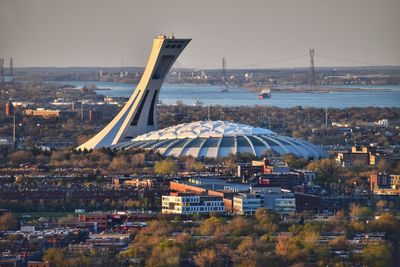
[233,193,262,215]
[162,195,225,214]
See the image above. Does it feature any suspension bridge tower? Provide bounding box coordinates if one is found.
[9,57,14,82]
[0,58,4,88]
[307,48,317,91]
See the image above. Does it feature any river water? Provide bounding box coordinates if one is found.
[58,81,400,108]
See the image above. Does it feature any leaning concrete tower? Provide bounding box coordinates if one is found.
[77,35,191,150]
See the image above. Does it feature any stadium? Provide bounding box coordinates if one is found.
[78,35,327,160]
[111,120,327,159]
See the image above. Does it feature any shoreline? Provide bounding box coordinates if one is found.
[245,85,395,93]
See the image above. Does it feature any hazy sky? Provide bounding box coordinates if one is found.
[1,0,399,68]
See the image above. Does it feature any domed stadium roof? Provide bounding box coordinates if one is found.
[111,121,328,159]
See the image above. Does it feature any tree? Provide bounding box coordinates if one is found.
[50,150,70,163]
[349,158,369,174]
[183,156,204,172]
[126,200,141,209]
[146,244,181,267]
[255,207,269,222]
[275,234,301,261]
[371,213,400,241]
[229,216,253,236]
[76,134,91,146]
[43,248,66,267]
[89,199,97,210]
[221,156,236,174]
[349,203,374,220]
[331,210,348,231]
[255,208,278,234]
[199,216,225,236]
[328,236,349,251]
[109,155,130,171]
[154,159,179,175]
[194,248,217,267]
[67,254,93,267]
[377,159,390,173]
[0,213,17,230]
[302,230,320,252]
[142,220,174,237]
[131,153,145,167]
[362,243,392,267]
[58,215,76,225]
[282,154,308,169]
[237,236,255,253]
[307,159,342,185]
[376,200,388,211]
[8,150,34,165]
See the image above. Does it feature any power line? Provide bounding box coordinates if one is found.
[315,53,396,67]
[230,54,308,69]
[174,53,396,70]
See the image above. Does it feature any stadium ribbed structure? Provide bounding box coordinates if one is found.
[110,120,327,159]
[77,35,327,159]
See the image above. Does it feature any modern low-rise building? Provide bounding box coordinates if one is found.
[162,194,225,214]
[370,172,391,191]
[23,108,75,119]
[336,144,384,167]
[258,187,296,214]
[78,213,108,231]
[112,177,155,188]
[258,172,301,190]
[296,169,316,185]
[233,193,262,215]
[370,172,400,196]
[390,174,400,189]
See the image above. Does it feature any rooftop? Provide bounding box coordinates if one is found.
[133,120,274,141]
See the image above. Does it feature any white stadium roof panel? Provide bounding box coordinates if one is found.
[111,120,327,159]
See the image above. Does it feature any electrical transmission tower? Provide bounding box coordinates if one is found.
[9,57,14,82]
[307,48,317,91]
[0,58,4,87]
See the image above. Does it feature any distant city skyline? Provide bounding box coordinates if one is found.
[0,0,399,69]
